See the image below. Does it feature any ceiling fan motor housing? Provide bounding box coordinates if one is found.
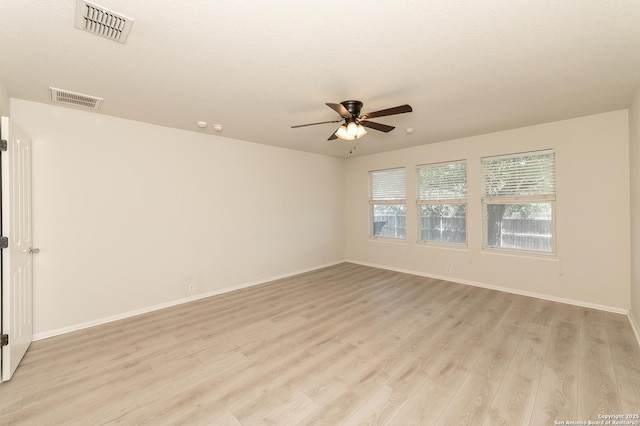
[341,100,363,117]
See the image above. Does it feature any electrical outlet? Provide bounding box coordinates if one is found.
[188,283,194,293]
[446,266,452,274]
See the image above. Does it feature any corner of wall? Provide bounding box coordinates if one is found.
[629,310,640,349]
[630,82,640,334]
[0,79,10,116]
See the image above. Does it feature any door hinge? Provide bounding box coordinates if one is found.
[0,139,6,151]
[0,334,7,347]
[0,237,7,249]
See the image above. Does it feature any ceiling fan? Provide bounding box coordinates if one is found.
[291,100,413,142]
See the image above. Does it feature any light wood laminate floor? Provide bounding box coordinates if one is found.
[1,263,639,425]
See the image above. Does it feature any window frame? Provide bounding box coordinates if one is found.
[416,160,468,246]
[369,167,406,241]
[481,149,557,256]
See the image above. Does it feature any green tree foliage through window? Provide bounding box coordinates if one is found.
[482,151,556,253]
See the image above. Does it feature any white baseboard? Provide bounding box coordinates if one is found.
[346,259,630,315]
[629,311,640,349]
[34,259,634,342]
[33,260,344,341]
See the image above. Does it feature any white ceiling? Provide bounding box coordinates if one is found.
[1,0,639,158]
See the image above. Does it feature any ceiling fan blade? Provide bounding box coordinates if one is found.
[361,104,413,119]
[360,120,395,133]
[326,103,352,118]
[291,119,342,128]
[327,128,339,140]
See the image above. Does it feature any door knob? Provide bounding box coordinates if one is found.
[21,247,40,254]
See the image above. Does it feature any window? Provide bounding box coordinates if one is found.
[482,150,556,254]
[417,161,467,244]
[370,168,406,239]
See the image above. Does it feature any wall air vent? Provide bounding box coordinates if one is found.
[49,87,104,110]
[74,0,134,44]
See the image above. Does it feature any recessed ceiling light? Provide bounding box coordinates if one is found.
[405,127,414,134]
[196,121,208,128]
[212,124,223,132]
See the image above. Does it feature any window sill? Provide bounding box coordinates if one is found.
[368,236,407,245]
[416,241,469,252]
[480,247,558,261]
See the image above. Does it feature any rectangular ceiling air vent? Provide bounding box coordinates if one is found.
[49,87,104,110]
[74,0,134,44]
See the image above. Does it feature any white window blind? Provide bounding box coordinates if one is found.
[482,150,555,199]
[370,168,406,201]
[417,161,467,202]
[416,161,467,245]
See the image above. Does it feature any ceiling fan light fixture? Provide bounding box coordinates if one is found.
[335,122,367,140]
[356,124,367,138]
[335,125,354,140]
[347,121,358,137]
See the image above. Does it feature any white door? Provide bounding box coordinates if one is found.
[0,116,34,382]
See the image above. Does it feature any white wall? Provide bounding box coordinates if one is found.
[0,79,9,116]
[345,110,631,311]
[630,86,640,334]
[8,98,635,337]
[11,99,345,337]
